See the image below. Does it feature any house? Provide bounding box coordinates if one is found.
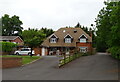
[0,36,24,45]
[41,28,92,56]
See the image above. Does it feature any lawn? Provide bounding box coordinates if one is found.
[1,55,40,65]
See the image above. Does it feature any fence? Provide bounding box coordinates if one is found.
[58,52,83,67]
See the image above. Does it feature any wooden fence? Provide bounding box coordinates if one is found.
[58,52,83,67]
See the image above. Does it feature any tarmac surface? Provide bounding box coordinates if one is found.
[2,53,119,80]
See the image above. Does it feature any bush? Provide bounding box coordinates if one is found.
[82,53,89,56]
[1,42,17,52]
[109,46,120,59]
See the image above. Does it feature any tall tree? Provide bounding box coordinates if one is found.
[22,28,46,56]
[2,14,23,36]
[108,2,120,58]
[75,23,89,34]
[96,1,120,59]
[40,27,54,37]
[75,22,81,28]
[95,2,113,52]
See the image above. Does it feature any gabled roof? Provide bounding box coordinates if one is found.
[64,34,73,38]
[41,28,92,47]
[49,34,58,38]
[0,36,23,41]
[79,34,88,39]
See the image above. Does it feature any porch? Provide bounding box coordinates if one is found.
[42,47,75,56]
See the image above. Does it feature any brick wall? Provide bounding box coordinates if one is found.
[11,37,24,45]
[33,48,42,55]
[76,42,92,52]
[0,57,22,69]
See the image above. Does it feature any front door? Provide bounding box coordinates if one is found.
[42,47,45,56]
[66,47,70,54]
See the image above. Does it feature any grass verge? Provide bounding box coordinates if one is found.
[0,55,40,65]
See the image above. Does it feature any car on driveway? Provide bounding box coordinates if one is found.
[14,48,35,55]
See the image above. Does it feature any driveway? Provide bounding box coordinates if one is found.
[2,53,119,80]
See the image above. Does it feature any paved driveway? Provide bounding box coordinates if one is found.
[2,53,119,80]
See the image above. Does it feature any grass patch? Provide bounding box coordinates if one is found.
[22,56,40,65]
[1,55,40,65]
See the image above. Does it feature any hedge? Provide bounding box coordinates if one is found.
[1,42,17,52]
[109,46,120,59]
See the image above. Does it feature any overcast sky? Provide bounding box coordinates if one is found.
[0,0,105,31]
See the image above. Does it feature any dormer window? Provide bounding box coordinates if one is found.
[49,34,58,43]
[65,38,71,43]
[50,38,57,43]
[79,34,87,43]
[64,34,73,43]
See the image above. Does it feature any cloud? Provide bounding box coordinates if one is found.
[0,0,105,30]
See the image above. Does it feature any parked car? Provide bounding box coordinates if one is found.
[14,48,35,55]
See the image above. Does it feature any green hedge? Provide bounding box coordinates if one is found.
[109,46,120,59]
[1,42,17,52]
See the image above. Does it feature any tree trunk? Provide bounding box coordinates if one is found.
[30,47,33,57]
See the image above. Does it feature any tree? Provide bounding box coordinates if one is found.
[2,14,23,36]
[22,28,46,56]
[74,23,89,33]
[108,2,120,59]
[95,1,120,59]
[75,22,81,28]
[95,2,113,52]
[40,27,54,37]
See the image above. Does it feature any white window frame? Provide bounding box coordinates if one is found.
[80,38,86,43]
[65,38,71,43]
[50,38,56,43]
[79,34,87,43]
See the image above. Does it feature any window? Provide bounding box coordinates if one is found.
[80,47,87,53]
[64,34,73,43]
[24,49,30,51]
[49,34,58,43]
[79,34,87,43]
[65,38,71,43]
[21,49,30,51]
[80,38,86,43]
[50,38,56,43]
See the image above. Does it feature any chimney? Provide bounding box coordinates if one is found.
[90,31,92,38]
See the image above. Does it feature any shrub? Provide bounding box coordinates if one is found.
[1,42,17,52]
[109,46,120,59]
[82,53,89,56]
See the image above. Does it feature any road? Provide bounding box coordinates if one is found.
[2,53,119,80]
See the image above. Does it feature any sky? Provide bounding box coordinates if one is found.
[0,0,106,31]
